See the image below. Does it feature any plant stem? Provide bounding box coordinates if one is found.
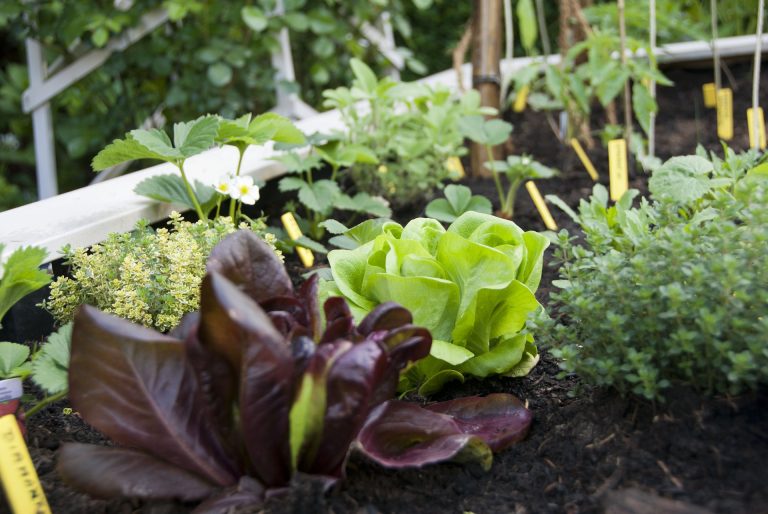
[235,147,246,177]
[504,178,522,217]
[25,390,67,418]
[485,145,506,211]
[752,0,765,150]
[177,161,206,220]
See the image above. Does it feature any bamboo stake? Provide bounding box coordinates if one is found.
[752,0,765,150]
[504,0,513,61]
[618,0,632,147]
[711,0,721,92]
[649,0,657,157]
[471,0,503,178]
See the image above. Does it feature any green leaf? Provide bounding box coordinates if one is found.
[297,179,340,214]
[91,27,109,47]
[0,245,51,323]
[649,156,714,204]
[632,82,657,136]
[426,185,492,223]
[173,116,219,158]
[460,115,513,146]
[241,6,268,32]
[595,67,629,106]
[0,342,30,378]
[31,322,72,394]
[318,219,348,235]
[207,63,233,87]
[349,58,378,94]
[91,136,171,171]
[516,0,538,54]
[278,176,307,192]
[134,174,217,217]
[335,193,392,217]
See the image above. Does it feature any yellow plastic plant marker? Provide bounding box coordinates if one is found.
[716,88,734,140]
[525,181,558,231]
[608,139,628,201]
[445,156,465,180]
[702,83,716,108]
[569,138,599,181]
[513,85,530,113]
[280,212,314,268]
[747,107,767,150]
[0,415,52,514]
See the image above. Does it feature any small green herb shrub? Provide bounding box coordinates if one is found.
[322,212,548,395]
[546,151,768,400]
[323,59,491,208]
[44,214,279,332]
[425,184,492,223]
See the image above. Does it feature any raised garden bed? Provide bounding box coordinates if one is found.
[2,59,768,514]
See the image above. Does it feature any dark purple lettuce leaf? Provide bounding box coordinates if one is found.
[192,477,264,514]
[425,393,532,451]
[356,401,492,469]
[201,273,295,488]
[357,302,413,335]
[306,339,388,477]
[320,297,355,344]
[205,230,293,303]
[69,306,240,486]
[58,443,217,501]
[356,393,532,470]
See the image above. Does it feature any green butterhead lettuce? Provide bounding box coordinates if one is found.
[322,212,548,395]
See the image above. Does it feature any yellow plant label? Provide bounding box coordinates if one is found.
[513,85,530,113]
[608,139,628,201]
[747,107,767,150]
[0,415,51,514]
[702,83,716,108]
[716,88,734,140]
[445,156,465,180]
[569,138,599,181]
[280,212,314,268]
[525,181,558,231]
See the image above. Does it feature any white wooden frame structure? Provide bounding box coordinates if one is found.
[3,34,767,266]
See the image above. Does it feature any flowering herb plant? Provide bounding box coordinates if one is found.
[57,231,533,511]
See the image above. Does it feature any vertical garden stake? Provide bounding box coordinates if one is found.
[648,0,657,158]
[751,0,765,150]
[617,0,632,148]
[471,0,503,178]
[711,0,722,93]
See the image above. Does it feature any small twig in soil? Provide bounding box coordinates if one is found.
[585,432,616,450]
[710,445,723,477]
[537,435,552,454]
[544,458,558,469]
[656,459,684,490]
[544,480,561,494]
[592,457,625,499]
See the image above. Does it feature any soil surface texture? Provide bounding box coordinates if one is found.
[3,61,768,514]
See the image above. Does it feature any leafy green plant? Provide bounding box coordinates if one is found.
[0,323,72,422]
[485,155,558,218]
[0,245,51,327]
[425,184,492,223]
[57,231,532,510]
[322,212,548,395]
[510,29,672,148]
[275,135,391,241]
[43,213,279,333]
[545,152,768,400]
[323,59,492,208]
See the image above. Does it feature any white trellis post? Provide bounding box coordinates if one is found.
[21,8,170,199]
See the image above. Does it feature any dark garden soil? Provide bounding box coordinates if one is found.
[3,60,768,514]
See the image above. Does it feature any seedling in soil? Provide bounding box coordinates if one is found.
[484,155,558,218]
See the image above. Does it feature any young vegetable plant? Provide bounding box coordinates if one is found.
[485,155,558,218]
[323,59,493,207]
[92,113,305,221]
[322,212,548,395]
[275,134,391,241]
[425,184,492,223]
[57,231,532,510]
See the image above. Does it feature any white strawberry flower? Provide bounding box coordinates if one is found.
[214,174,234,196]
[230,176,260,205]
